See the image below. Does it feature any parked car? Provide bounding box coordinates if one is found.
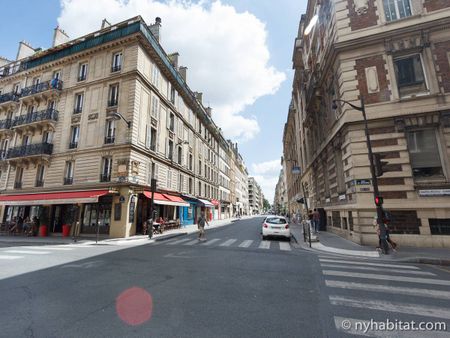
[262,216,290,240]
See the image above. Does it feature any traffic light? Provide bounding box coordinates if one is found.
[375,196,383,206]
[372,153,389,177]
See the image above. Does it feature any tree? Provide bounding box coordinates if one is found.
[263,198,270,211]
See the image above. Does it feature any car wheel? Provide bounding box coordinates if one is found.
[262,235,266,241]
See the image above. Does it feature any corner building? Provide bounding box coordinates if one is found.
[288,0,450,247]
[0,16,234,237]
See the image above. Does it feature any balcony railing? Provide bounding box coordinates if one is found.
[0,119,12,130]
[104,136,115,144]
[12,109,58,127]
[111,65,121,72]
[0,92,20,104]
[78,74,86,82]
[20,79,63,98]
[73,107,83,114]
[35,180,44,187]
[14,181,22,189]
[64,177,73,185]
[100,174,111,182]
[107,99,118,107]
[6,142,53,159]
[0,150,7,160]
[69,141,78,149]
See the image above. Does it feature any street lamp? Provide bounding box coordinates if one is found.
[110,112,131,128]
[332,97,389,254]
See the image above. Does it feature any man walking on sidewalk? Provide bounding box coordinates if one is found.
[198,211,209,241]
[312,208,320,233]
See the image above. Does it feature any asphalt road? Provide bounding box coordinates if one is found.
[0,217,449,337]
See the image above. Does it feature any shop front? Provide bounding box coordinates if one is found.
[198,198,215,221]
[211,199,220,220]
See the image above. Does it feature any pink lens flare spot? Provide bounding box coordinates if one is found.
[116,287,153,326]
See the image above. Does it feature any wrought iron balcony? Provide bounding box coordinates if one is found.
[35,180,44,187]
[20,79,63,98]
[78,74,86,82]
[64,177,73,185]
[104,136,115,144]
[0,119,12,130]
[0,150,7,160]
[12,109,58,128]
[100,174,111,182]
[14,181,22,189]
[107,99,118,107]
[6,142,53,159]
[73,107,82,114]
[69,141,78,149]
[111,65,121,72]
[0,92,20,104]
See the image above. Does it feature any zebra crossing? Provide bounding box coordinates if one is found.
[319,255,450,336]
[0,244,97,261]
[154,236,293,251]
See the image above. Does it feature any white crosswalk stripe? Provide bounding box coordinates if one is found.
[0,255,22,260]
[258,241,270,249]
[5,250,51,255]
[19,246,73,251]
[238,240,253,248]
[219,239,237,247]
[319,258,419,269]
[202,239,221,246]
[184,239,200,245]
[320,263,435,276]
[279,242,291,251]
[167,238,192,245]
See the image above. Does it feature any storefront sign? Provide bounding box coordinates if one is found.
[355,179,371,185]
[419,189,450,197]
[338,194,346,201]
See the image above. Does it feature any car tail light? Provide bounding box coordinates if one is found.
[285,224,289,229]
[263,223,268,228]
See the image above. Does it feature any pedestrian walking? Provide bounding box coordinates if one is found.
[312,209,320,233]
[198,211,209,241]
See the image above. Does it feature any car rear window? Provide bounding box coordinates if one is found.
[266,217,286,224]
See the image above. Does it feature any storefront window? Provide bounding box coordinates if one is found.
[81,197,112,234]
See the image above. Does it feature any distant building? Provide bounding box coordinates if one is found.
[248,176,263,215]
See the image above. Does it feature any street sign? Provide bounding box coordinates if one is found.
[119,196,125,203]
[292,166,301,174]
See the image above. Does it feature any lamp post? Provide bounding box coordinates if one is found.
[332,97,389,254]
[110,112,131,128]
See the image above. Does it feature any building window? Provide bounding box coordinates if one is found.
[101,157,112,182]
[198,160,202,175]
[64,161,74,185]
[394,54,427,97]
[105,120,115,144]
[35,165,45,187]
[168,112,175,132]
[429,218,450,235]
[383,0,412,22]
[108,84,119,107]
[53,70,61,80]
[22,135,31,146]
[177,146,182,165]
[150,128,157,151]
[15,167,23,189]
[42,131,53,143]
[112,52,122,72]
[151,64,160,87]
[28,105,35,114]
[0,139,9,159]
[74,93,83,114]
[406,129,444,178]
[198,181,202,196]
[13,83,20,94]
[69,125,80,149]
[151,95,159,119]
[170,87,176,105]
[78,63,88,81]
[189,153,193,171]
[167,139,174,160]
[189,177,193,194]
[48,100,56,110]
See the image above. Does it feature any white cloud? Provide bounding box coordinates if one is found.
[57,0,285,141]
[251,159,281,175]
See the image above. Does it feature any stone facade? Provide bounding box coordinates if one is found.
[286,0,450,247]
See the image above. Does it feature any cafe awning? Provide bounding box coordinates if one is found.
[211,199,220,207]
[0,190,110,206]
[198,198,214,207]
[143,191,189,207]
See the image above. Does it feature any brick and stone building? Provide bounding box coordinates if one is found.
[286,0,450,247]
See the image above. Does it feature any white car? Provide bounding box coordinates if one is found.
[262,216,290,240]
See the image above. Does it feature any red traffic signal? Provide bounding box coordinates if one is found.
[375,196,383,206]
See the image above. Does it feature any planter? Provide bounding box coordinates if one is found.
[62,224,71,237]
[39,225,48,237]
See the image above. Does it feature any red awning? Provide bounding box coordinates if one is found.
[211,199,220,206]
[0,190,110,206]
[143,192,190,207]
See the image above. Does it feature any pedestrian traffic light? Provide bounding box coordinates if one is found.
[375,196,383,206]
[372,153,389,177]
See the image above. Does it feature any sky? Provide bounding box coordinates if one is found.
[0,0,307,202]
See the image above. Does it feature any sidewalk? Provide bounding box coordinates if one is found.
[290,221,450,266]
[0,216,246,246]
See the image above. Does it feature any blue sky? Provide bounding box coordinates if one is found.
[0,0,307,201]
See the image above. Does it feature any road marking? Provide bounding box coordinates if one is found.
[220,239,237,247]
[0,255,22,260]
[167,238,192,245]
[20,246,73,251]
[333,316,449,337]
[330,295,450,320]
[279,242,291,251]
[325,280,450,300]
[319,258,419,269]
[322,270,450,286]
[258,241,270,249]
[202,238,221,246]
[320,263,435,276]
[5,250,51,255]
[184,239,201,245]
[238,240,253,248]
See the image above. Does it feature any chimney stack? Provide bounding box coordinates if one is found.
[16,41,36,60]
[206,107,212,117]
[168,52,179,69]
[179,66,187,82]
[194,92,203,104]
[52,26,69,47]
[149,17,162,42]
